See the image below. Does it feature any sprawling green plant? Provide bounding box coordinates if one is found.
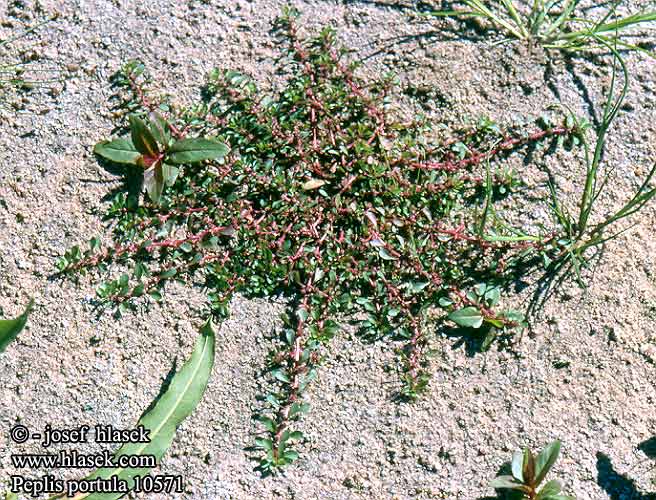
[57,10,653,470]
[427,1,655,56]
[490,440,574,499]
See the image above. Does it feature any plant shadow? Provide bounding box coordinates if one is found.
[596,451,656,500]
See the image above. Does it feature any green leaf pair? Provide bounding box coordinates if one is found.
[94,115,229,204]
[490,440,575,499]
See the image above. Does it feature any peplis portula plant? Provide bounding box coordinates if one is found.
[59,10,597,470]
[427,1,656,57]
[490,440,574,499]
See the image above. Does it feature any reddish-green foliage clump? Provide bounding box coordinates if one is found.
[58,9,579,470]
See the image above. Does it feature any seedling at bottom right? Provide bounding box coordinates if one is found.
[490,440,574,500]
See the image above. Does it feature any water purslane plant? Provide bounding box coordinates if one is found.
[57,10,654,470]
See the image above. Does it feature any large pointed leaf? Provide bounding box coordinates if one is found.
[535,440,561,485]
[447,306,484,328]
[93,138,140,165]
[0,300,33,354]
[166,138,229,164]
[162,162,180,187]
[51,320,216,500]
[143,162,165,204]
[129,115,160,157]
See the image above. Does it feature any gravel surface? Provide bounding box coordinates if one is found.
[1,1,655,499]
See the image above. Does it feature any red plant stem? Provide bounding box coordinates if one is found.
[408,127,572,172]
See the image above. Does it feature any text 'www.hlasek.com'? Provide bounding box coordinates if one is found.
[8,423,184,497]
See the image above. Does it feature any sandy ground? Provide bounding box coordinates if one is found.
[1,0,656,498]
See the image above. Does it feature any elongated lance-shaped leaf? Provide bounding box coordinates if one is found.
[93,138,140,165]
[166,138,230,164]
[535,440,561,485]
[129,115,160,158]
[50,319,216,500]
[0,299,33,354]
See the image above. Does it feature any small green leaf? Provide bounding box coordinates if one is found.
[537,479,562,499]
[484,317,504,328]
[378,248,396,261]
[438,297,453,307]
[160,268,177,279]
[289,431,303,440]
[147,113,172,147]
[129,115,160,157]
[255,438,273,451]
[257,416,276,433]
[94,138,140,165]
[272,369,291,383]
[0,300,33,354]
[166,138,229,164]
[283,450,299,462]
[485,287,500,305]
[447,307,484,328]
[162,162,180,187]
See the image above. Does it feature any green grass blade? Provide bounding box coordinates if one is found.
[422,9,483,19]
[466,0,527,39]
[542,0,581,39]
[577,38,628,234]
[594,164,656,231]
[560,11,656,40]
[0,17,54,48]
[500,0,530,38]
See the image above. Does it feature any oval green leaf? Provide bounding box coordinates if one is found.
[447,306,484,328]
